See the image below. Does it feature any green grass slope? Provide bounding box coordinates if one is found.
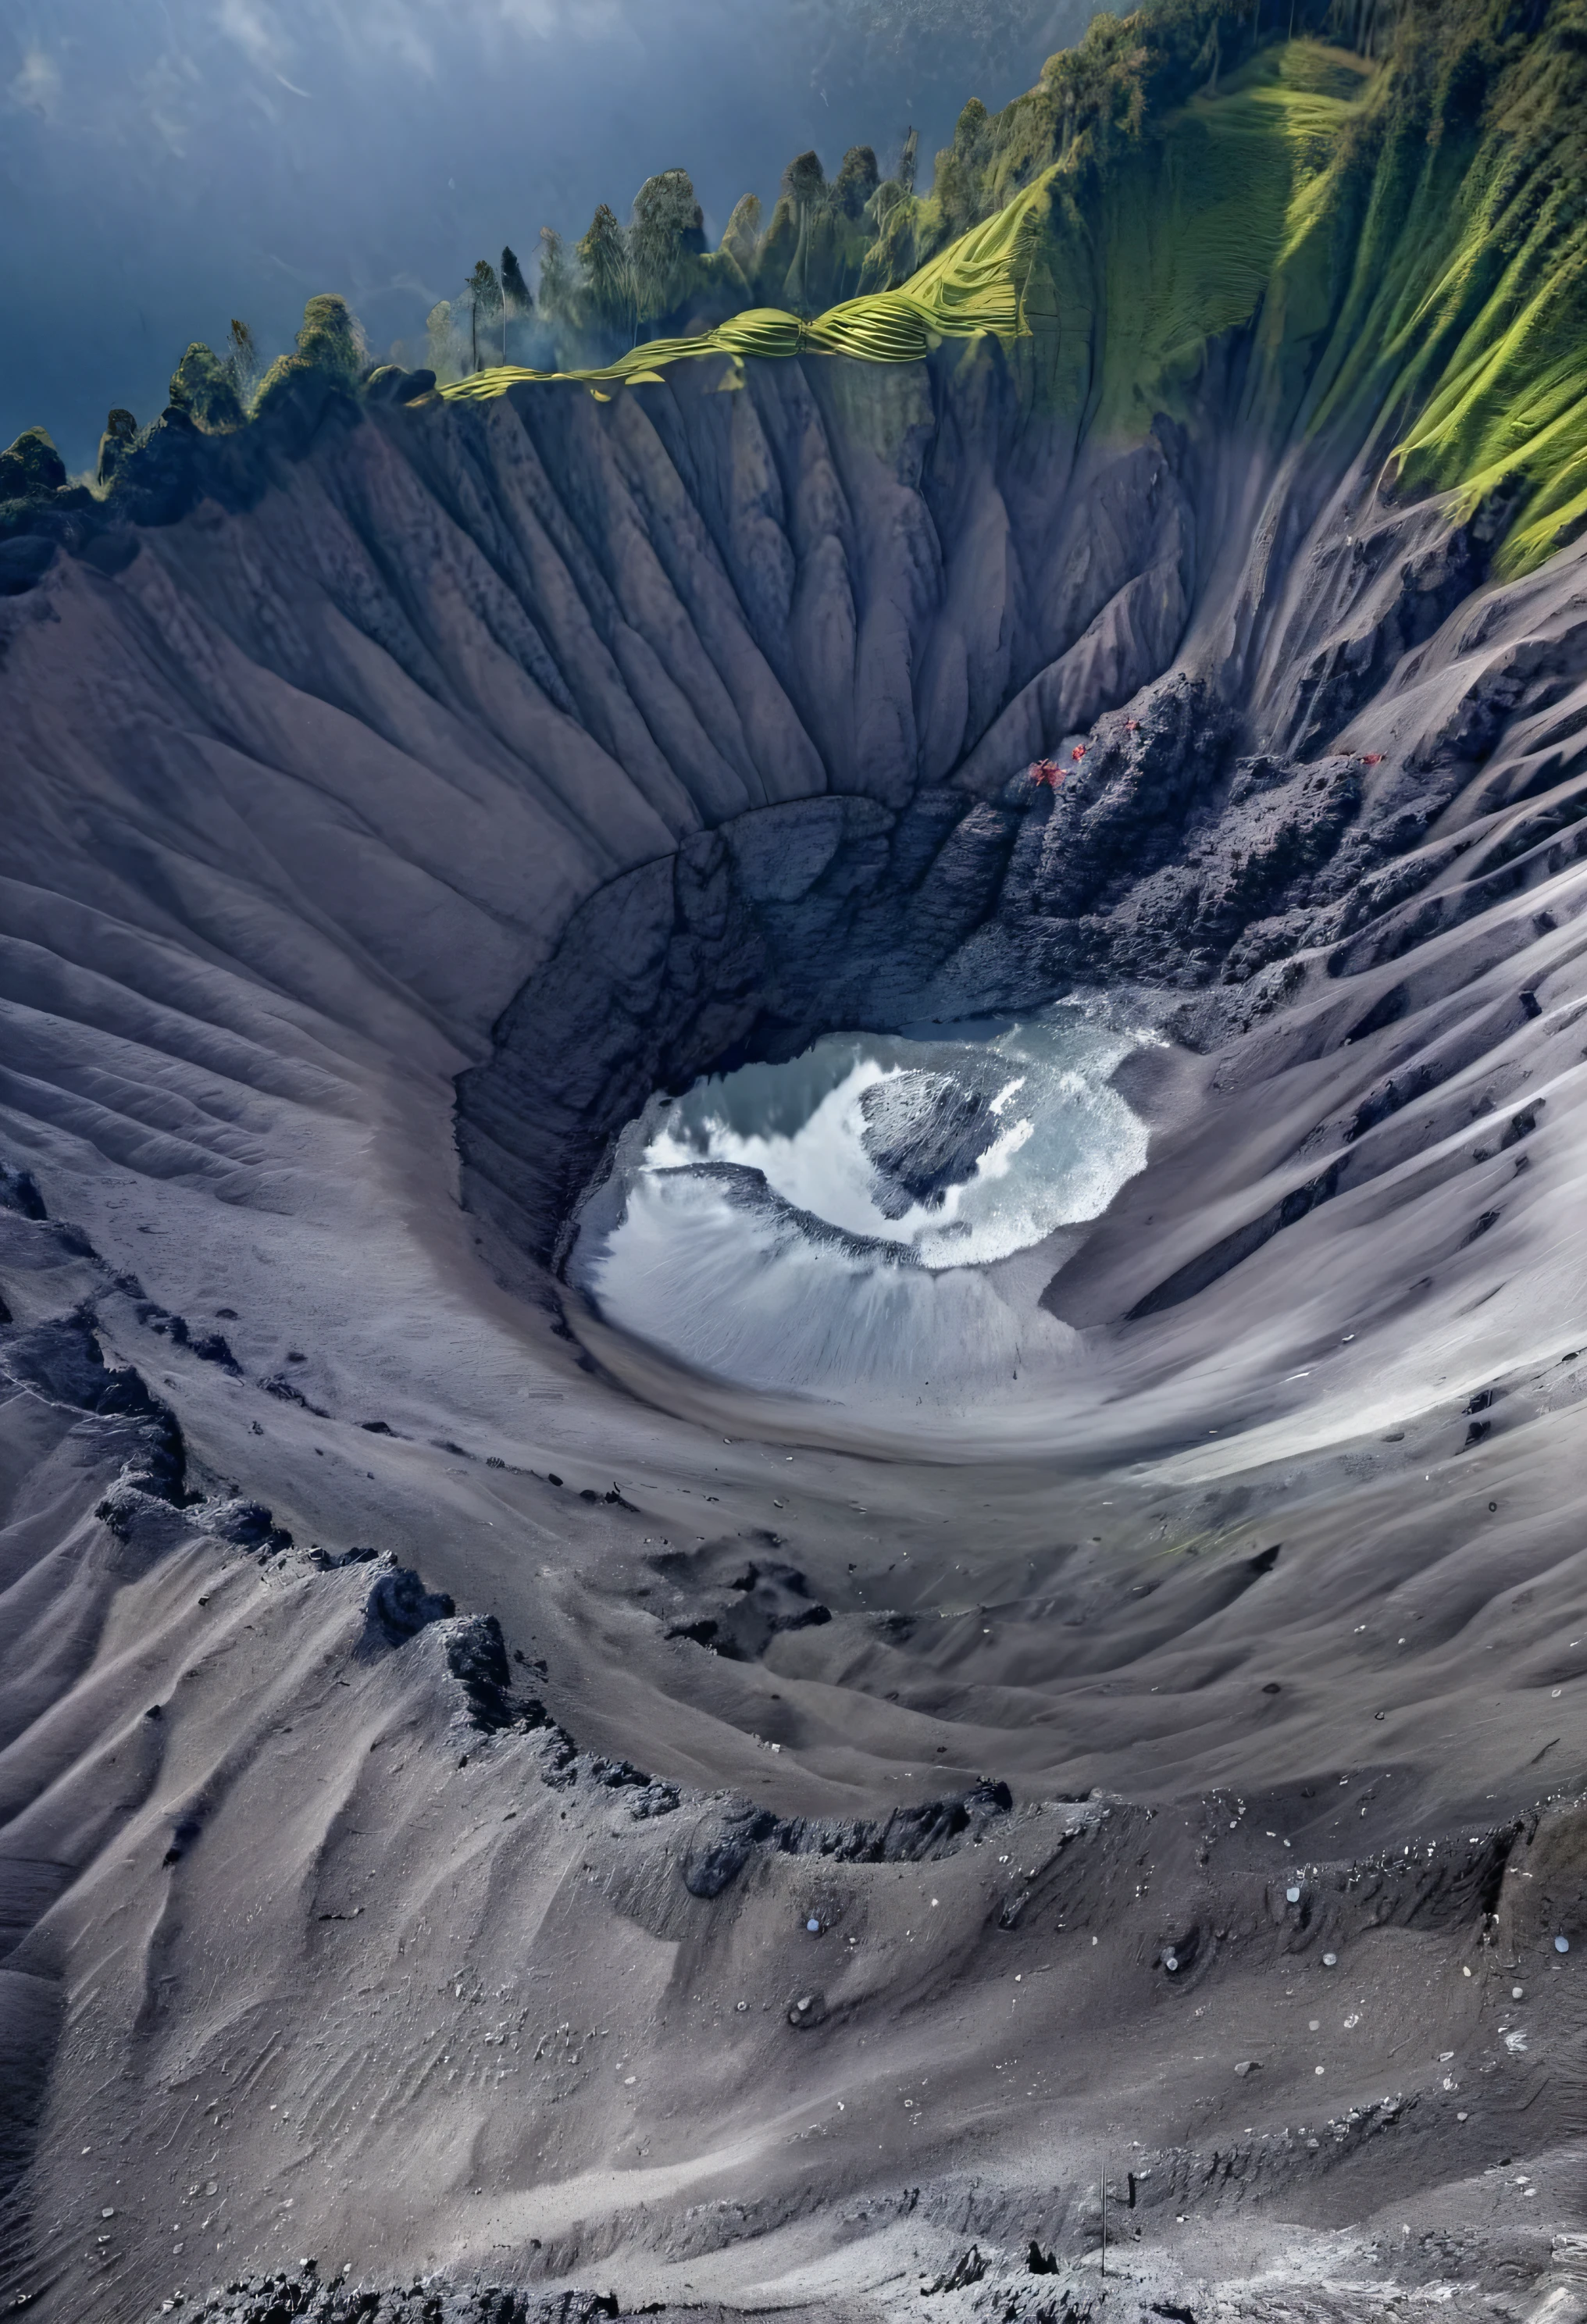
[438,0,1587,583]
[440,171,1059,402]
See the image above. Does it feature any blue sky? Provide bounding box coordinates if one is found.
[2,0,1087,472]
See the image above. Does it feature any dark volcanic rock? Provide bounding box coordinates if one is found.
[666,1557,833,1662]
[146,2275,628,2323]
[444,1611,556,1738]
[457,664,1446,1274]
[681,1803,783,1897]
[858,1064,1007,1215]
[366,1566,457,1645]
[682,1779,1012,1897]
[3,1311,185,1503]
[201,1496,294,1554]
[0,1163,47,1219]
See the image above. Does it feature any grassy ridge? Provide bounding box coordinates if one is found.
[439,41,1372,445]
[440,173,1057,402]
[448,0,1587,581]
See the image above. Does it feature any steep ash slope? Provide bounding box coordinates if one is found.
[0,5,1584,2320]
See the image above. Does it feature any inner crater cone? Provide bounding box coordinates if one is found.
[858,1064,1007,1214]
[563,1004,1157,1403]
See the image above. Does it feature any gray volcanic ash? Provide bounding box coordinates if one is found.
[2,16,1587,2319]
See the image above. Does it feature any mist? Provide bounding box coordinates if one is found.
[1,0,1092,473]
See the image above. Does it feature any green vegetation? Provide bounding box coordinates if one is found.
[169,342,245,431]
[7,0,1586,583]
[432,0,1587,580]
[251,294,364,419]
[436,15,1369,432]
[500,247,533,323]
[227,319,262,405]
[441,167,1059,402]
[0,426,66,501]
[95,408,137,488]
[1313,0,1587,575]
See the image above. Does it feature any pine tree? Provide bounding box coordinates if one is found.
[833,146,879,221]
[629,169,704,332]
[466,259,502,372]
[251,294,366,415]
[96,408,138,487]
[719,193,762,280]
[501,247,533,318]
[500,246,532,364]
[295,295,363,380]
[426,300,458,381]
[537,228,576,329]
[576,204,633,342]
[169,343,244,430]
[781,151,828,317]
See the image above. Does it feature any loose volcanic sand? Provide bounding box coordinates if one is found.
[0,351,1582,2324]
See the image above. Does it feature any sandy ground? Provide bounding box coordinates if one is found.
[0,369,1583,2323]
[0,909,1582,2322]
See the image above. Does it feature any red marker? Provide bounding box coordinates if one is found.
[1029,758,1064,789]
[1072,743,1086,761]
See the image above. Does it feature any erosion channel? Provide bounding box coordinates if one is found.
[1,6,1585,2321]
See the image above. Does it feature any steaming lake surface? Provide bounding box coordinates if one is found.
[569,1002,1159,1402]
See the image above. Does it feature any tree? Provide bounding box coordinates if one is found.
[781,151,828,315]
[500,246,533,365]
[295,294,363,381]
[629,168,704,332]
[96,408,138,488]
[784,149,826,209]
[576,203,633,341]
[465,258,502,372]
[719,193,762,280]
[426,301,459,381]
[501,246,533,318]
[833,145,879,221]
[169,343,245,430]
[227,319,261,406]
[251,294,367,415]
[866,130,917,251]
[536,228,578,330]
[0,426,66,501]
